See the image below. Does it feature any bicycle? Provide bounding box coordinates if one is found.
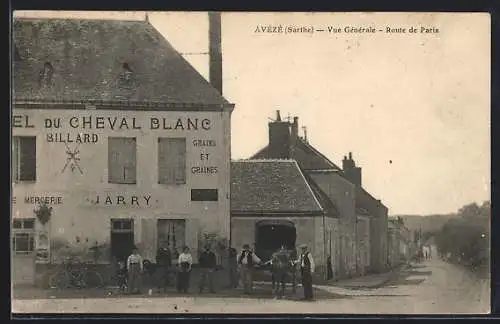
[49,257,104,289]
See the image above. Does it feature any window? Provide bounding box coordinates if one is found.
[108,137,136,184]
[191,189,218,202]
[157,219,186,252]
[12,136,36,182]
[111,219,134,232]
[158,138,186,185]
[12,219,35,254]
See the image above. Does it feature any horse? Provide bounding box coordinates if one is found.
[265,248,298,299]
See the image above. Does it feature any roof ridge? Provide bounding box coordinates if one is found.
[298,138,342,170]
[292,161,324,212]
[13,17,146,23]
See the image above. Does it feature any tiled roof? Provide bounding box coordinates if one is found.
[252,138,341,171]
[231,160,324,214]
[13,18,230,107]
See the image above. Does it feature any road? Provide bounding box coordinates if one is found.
[12,259,490,315]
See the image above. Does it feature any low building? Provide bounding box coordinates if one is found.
[12,16,234,286]
[251,111,389,278]
[388,217,412,267]
[230,159,340,278]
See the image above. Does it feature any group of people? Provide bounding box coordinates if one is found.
[117,242,316,301]
[117,244,220,295]
[235,243,316,301]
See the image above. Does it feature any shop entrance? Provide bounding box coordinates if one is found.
[255,220,296,262]
[110,219,134,262]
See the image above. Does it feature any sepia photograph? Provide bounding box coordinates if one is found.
[11,10,490,315]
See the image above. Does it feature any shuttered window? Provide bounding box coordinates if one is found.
[158,138,186,185]
[12,136,36,182]
[108,137,137,184]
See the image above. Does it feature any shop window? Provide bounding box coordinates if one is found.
[12,136,37,182]
[158,138,186,185]
[191,189,218,201]
[12,218,35,230]
[108,137,136,184]
[12,219,35,255]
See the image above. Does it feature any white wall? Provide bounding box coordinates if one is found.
[12,107,231,262]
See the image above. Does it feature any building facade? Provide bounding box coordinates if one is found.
[12,17,233,285]
[230,160,340,278]
[251,110,389,278]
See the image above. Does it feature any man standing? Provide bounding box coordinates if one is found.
[227,246,239,288]
[155,243,172,292]
[238,244,261,294]
[198,245,217,293]
[268,245,290,299]
[298,244,315,301]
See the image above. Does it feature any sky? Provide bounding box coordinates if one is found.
[13,11,491,216]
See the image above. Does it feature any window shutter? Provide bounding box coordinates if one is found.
[123,138,136,183]
[174,138,186,184]
[108,137,136,184]
[19,137,36,181]
[108,138,122,183]
[158,138,186,185]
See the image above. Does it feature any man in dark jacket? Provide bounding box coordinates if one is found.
[155,243,172,292]
[238,244,261,294]
[198,245,217,293]
[297,244,315,301]
[227,247,239,288]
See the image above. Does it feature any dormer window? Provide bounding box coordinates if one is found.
[119,62,135,88]
[39,62,54,87]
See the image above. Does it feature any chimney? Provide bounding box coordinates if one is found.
[302,126,308,143]
[276,110,282,121]
[291,116,299,140]
[208,12,223,95]
[268,110,291,158]
[343,152,362,187]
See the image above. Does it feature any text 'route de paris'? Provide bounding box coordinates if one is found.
[254,25,440,35]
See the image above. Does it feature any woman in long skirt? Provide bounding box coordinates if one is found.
[127,247,144,294]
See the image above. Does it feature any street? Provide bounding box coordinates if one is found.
[12,259,490,315]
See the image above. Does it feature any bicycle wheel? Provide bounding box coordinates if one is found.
[49,271,70,289]
[85,270,104,288]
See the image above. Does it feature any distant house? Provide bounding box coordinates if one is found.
[12,16,233,286]
[388,217,412,267]
[230,159,340,278]
[251,110,389,276]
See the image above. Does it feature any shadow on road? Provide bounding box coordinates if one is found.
[13,284,349,301]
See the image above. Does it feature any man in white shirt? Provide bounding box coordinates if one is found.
[237,244,261,294]
[177,246,193,293]
[297,244,315,301]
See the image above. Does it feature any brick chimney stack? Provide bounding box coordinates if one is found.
[208,12,223,95]
[343,152,362,187]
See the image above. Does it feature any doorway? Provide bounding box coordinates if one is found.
[255,220,296,262]
[157,219,186,257]
[110,219,134,262]
[12,219,36,286]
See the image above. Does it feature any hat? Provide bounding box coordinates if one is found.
[300,244,307,249]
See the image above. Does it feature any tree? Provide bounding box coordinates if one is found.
[434,201,489,269]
